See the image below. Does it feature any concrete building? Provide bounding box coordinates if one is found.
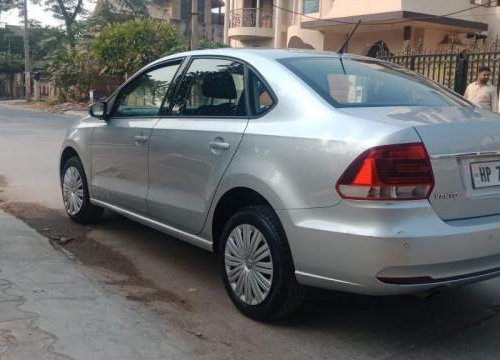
[94,0,225,44]
[225,0,500,55]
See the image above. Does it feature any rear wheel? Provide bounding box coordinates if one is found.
[219,206,304,321]
[61,156,104,224]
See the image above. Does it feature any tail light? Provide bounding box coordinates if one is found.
[336,143,434,200]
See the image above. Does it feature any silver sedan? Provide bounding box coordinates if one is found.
[60,48,500,320]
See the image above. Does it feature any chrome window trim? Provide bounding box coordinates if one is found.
[430,150,500,159]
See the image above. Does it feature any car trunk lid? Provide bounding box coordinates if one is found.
[339,106,500,220]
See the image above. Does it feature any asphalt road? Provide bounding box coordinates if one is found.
[2,102,500,360]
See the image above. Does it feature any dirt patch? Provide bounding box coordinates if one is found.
[64,233,191,311]
[1,202,88,241]
[45,102,88,114]
[24,101,52,111]
[4,100,88,114]
[0,175,7,188]
[0,201,190,311]
[0,175,7,201]
[5,101,51,112]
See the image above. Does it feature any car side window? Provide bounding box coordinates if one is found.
[172,58,246,117]
[112,61,181,117]
[249,70,274,116]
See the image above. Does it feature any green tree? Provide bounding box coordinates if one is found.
[0,26,24,73]
[29,22,67,63]
[85,1,120,28]
[89,0,173,28]
[0,21,66,73]
[116,0,149,16]
[0,0,21,15]
[46,45,97,101]
[106,0,167,17]
[86,0,142,29]
[93,18,185,78]
[33,0,86,47]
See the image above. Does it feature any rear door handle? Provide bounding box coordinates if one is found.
[209,141,230,151]
[134,135,149,144]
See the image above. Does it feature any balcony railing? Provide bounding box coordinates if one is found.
[229,8,273,29]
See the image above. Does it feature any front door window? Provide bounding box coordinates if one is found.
[112,61,181,118]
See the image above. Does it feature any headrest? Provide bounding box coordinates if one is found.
[202,71,237,99]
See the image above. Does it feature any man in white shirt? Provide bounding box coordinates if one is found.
[464,66,499,112]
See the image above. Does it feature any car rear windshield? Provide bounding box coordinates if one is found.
[279,57,469,108]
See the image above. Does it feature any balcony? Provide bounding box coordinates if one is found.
[228,8,274,39]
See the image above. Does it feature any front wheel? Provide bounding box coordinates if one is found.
[61,156,104,224]
[219,206,304,321]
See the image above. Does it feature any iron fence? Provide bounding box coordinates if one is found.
[379,49,500,95]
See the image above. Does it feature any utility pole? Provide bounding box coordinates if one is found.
[23,0,31,101]
[191,0,198,50]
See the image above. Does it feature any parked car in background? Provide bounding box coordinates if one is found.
[60,48,500,321]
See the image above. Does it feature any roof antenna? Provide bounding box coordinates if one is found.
[337,20,362,54]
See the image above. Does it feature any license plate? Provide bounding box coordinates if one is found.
[470,161,500,188]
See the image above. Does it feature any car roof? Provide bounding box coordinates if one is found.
[151,48,373,66]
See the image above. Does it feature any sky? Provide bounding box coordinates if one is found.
[0,0,96,27]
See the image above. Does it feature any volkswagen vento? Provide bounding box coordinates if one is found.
[60,49,500,320]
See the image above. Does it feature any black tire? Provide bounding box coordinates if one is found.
[219,205,304,321]
[61,156,104,224]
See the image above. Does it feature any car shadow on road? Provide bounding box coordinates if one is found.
[271,278,500,358]
[95,211,500,359]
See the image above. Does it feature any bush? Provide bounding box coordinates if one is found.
[93,18,186,78]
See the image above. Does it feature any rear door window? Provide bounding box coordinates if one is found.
[171,58,246,117]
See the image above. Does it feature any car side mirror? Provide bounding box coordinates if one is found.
[89,102,107,119]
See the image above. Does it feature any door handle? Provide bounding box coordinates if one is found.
[134,135,149,144]
[209,141,230,151]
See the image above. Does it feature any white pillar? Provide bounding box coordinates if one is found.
[34,79,40,101]
[191,0,199,49]
[274,0,283,48]
[206,0,212,40]
[224,0,230,45]
[23,0,31,101]
[256,0,261,27]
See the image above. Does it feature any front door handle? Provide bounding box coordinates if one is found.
[209,141,230,151]
[134,135,149,145]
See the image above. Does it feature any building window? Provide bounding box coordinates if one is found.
[303,0,319,14]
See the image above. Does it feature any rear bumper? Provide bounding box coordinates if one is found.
[277,200,500,295]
